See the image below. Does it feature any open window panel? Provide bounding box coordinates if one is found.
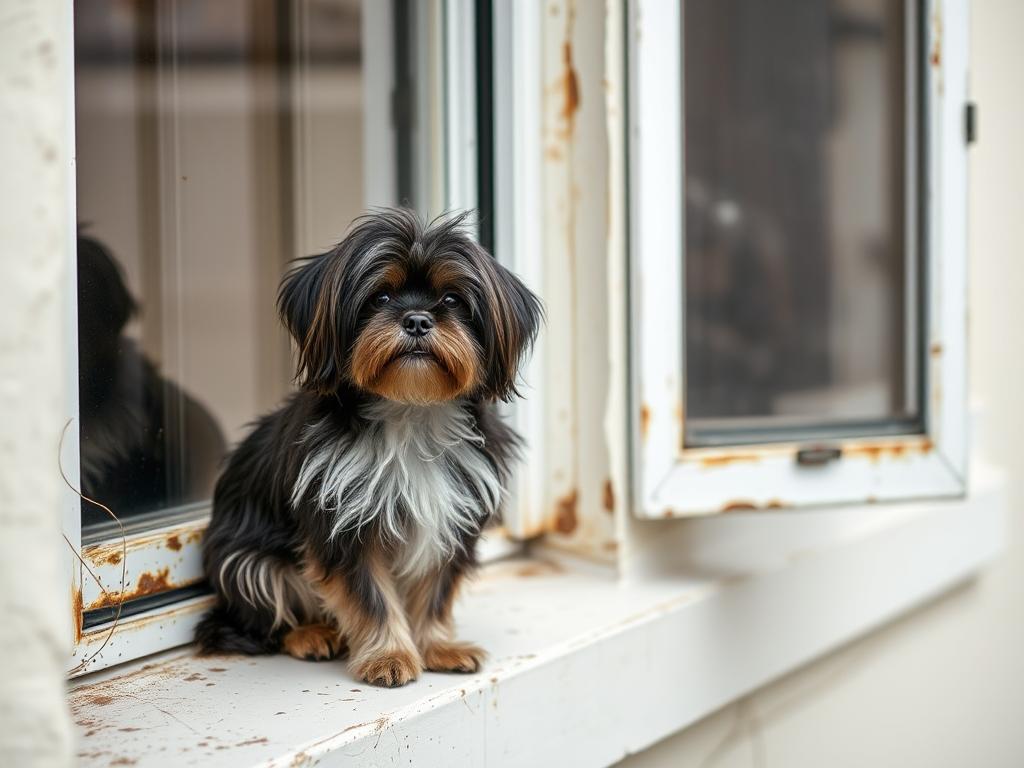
[628,0,968,518]
[67,0,513,677]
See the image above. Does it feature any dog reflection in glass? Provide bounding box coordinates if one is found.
[197,209,541,687]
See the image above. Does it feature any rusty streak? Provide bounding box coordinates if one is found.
[86,567,173,610]
[639,404,651,441]
[720,501,759,513]
[73,585,83,644]
[844,439,933,463]
[560,41,580,126]
[699,453,762,469]
[602,479,615,513]
[553,489,579,534]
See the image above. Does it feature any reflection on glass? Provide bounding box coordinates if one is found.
[683,0,920,446]
[75,0,370,534]
[77,233,226,527]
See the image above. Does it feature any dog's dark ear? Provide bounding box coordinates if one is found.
[476,248,543,402]
[77,233,137,336]
[277,253,344,394]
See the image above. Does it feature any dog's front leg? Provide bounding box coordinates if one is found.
[404,561,485,674]
[305,545,422,687]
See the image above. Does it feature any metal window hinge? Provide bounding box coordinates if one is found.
[796,446,842,467]
[966,102,978,145]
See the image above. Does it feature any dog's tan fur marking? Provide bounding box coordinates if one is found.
[282,623,345,661]
[422,641,485,673]
[349,314,480,404]
[306,547,423,687]
[403,568,485,673]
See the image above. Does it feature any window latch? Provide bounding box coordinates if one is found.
[796,446,842,467]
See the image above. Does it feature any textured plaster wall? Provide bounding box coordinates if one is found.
[0,1,76,766]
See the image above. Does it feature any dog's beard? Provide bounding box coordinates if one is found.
[349,316,481,404]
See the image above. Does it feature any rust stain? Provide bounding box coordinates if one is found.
[560,41,580,128]
[87,567,172,610]
[86,694,114,706]
[102,550,123,566]
[699,453,762,469]
[235,737,269,747]
[720,498,790,513]
[640,404,651,441]
[602,478,615,513]
[553,489,579,534]
[930,342,943,357]
[929,6,943,96]
[73,585,83,644]
[85,522,204,568]
[720,501,759,513]
[845,438,933,464]
[515,560,565,578]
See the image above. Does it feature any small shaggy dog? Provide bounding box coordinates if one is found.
[195,209,541,687]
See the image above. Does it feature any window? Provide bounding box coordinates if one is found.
[628,0,968,516]
[69,0,491,675]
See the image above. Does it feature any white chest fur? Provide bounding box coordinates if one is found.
[292,401,503,577]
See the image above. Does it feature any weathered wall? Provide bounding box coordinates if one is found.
[0,1,76,766]
[619,1,1024,765]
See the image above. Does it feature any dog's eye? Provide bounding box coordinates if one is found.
[374,291,391,307]
[440,293,461,309]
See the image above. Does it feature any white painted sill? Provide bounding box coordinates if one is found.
[70,474,1004,768]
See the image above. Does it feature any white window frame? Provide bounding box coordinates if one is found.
[65,0,501,677]
[492,0,547,538]
[628,0,968,518]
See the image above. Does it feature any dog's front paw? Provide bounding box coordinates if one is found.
[422,641,486,674]
[352,649,422,687]
[282,624,345,661]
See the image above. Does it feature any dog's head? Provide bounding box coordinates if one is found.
[278,208,542,404]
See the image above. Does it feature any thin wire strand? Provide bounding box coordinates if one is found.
[59,418,128,675]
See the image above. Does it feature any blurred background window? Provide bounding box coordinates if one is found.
[682,0,920,447]
[75,0,485,547]
[76,0,369,538]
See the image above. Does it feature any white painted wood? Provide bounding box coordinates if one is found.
[77,517,206,614]
[493,0,547,539]
[443,0,478,215]
[70,478,1004,767]
[628,0,971,517]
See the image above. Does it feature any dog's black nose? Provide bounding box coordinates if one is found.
[402,312,435,337]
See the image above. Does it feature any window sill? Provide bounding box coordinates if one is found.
[70,476,1003,768]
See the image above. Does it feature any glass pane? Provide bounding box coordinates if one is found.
[682,0,920,447]
[75,0,371,536]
